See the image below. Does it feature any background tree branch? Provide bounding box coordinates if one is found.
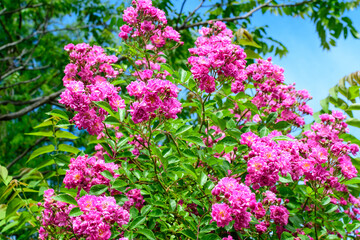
[0,89,64,121]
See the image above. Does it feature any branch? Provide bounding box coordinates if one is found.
[176,0,271,30]
[0,23,99,52]
[177,0,206,30]
[37,24,106,34]
[49,100,65,108]
[268,0,316,8]
[176,0,187,27]
[0,92,52,106]
[0,22,45,52]
[6,137,47,170]
[0,3,44,16]
[0,89,64,121]
[0,75,41,90]
[1,65,50,81]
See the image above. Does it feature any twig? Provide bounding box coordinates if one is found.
[176,0,187,27]
[0,3,44,16]
[177,0,205,30]
[0,75,41,90]
[7,137,47,170]
[1,65,50,81]
[176,0,271,30]
[268,0,316,8]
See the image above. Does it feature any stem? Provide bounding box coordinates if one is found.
[167,132,182,157]
[196,207,211,240]
[52,119,60,193]
[314,181,319,240]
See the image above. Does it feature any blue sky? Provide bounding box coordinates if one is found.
[174,0,360,113]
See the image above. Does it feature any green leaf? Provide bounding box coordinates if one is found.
[320,98,329,112]
[266,112,278,124]
[182,163,198,179]
[272,136,295,142]
[149,208,164,217]
[346,221,360,232]
[34,119,53,129]
[321,196,331,206]
[0,166,9,184]
[52,194,78,206]
[69,207,83,217]
[170,199,176,211]
[181,229,196,240]
[217,136,238,146]
[141,205,152,216]
[93,101,117,118]
[25,131,53,137]
[112,179,128,189]
[137,229,156,240]
[225,128,242,139]
[201,234,221,240]
[184,136,205,147]
[160,63,174,75]
[259,126,269,137]
[28,145,55,161]
[46,109,69,120]
[176,125,192,135]
[58,144,79,154]
[199,172,208,187]
[325,204,338,213]
[243,102,259,114]
[348,103,360,110]
[129,216,146,229]
[56,131,78,139]
[281,232,294,240]
[179,68,192,83]
[244,49,262,59]
[89,184,108,195]
[119,108,126,122]
[346,118,360,128]
[329,86,338,101]
[278,173,293,183]
[238,39,261,48]
[349,85,359,100]
[226,119,236,129]
[343,177,360,185]
[101,170,114,181]
[273,121,291,130]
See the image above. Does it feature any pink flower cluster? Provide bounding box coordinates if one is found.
[39,190,130,240]
[211,178,290,234]
[74,195,129,239]
[127,78,182,124]
[59,43,125,135]
[39,189,73,239]
[118,0,183,124]
[240,131,295,189]
[211,177,256,230]
[188,21,247,93]
[302,111,359,183]
[241,111,359,190]
[247,58,313,126]
[123,188,145,211]
[119,0,182,46]
[63,155,119,194]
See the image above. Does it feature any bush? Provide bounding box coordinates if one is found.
[33,0,360,239]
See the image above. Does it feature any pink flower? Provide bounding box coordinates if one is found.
[270,205,289,225]
[211,203,233,227]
